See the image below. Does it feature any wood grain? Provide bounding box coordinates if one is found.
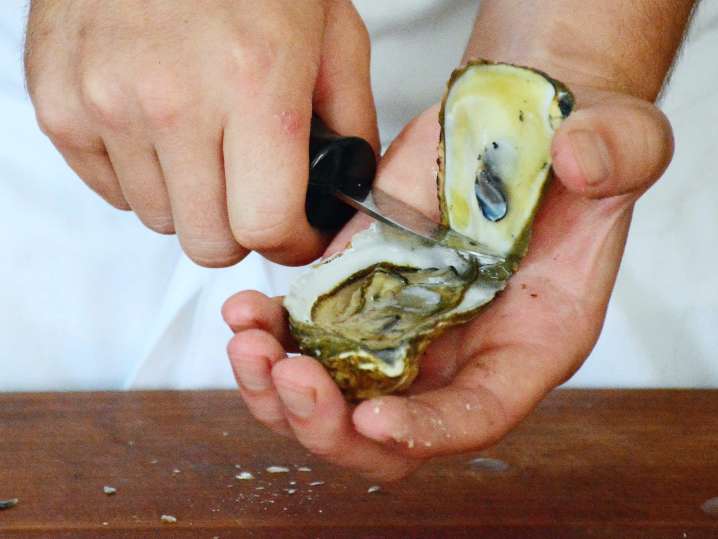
[0,389,716,538]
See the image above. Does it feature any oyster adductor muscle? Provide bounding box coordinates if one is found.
[284,60,573,400]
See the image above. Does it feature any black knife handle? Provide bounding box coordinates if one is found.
[307,115,377,231]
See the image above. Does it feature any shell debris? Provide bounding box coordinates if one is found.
[266,466,290,474]
[0,498,18,510]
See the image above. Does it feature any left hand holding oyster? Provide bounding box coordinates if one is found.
[222,66,673,478]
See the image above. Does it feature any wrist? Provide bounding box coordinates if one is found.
[463,0,696,103]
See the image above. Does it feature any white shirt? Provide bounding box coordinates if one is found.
[0,1,716,390]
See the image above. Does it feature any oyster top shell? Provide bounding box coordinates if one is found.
[439,61,573,259]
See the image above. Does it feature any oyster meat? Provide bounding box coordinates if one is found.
[285,60,573,400]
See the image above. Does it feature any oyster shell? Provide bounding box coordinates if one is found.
[439,60,573,261]
[285,60,573,400]
[285,224,505,398]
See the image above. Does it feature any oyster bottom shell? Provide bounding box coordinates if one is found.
[284,60,573,400]
[285,224,505,399]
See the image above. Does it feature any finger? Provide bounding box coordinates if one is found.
[406,328,464,394]
[353,343,567,459]
[224,79,328,267]
[323,212,375,257]
[322,105,443,257]
[26,23,129,211]
[353,384,505,458]
[155,127,247,268]
[103,136,174,233]
[371,105,442,218]
[30,88,129,210]
[272,356,419,481]
[221,290,297,352]
[227,329,292,437]
[60,145,130,210]
[313,0,379,151]
[552,94,673,199]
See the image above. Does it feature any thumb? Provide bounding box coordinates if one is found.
[313,0,379,152]
[551,94,674,199]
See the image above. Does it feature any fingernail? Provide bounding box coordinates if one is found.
[276,383,316,419]
[568,129,611,186]
[238,358,271,392]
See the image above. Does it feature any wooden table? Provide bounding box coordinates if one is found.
[0,390,716,538]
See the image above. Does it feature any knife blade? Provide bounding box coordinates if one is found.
[333,186,504,263]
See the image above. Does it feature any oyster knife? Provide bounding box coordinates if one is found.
[333,187,503,263]
[306,115,504,263]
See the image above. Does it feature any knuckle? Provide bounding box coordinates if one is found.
[651,108,674,161]
[231,329,267,356]
[301,435,340,459]
[181,236,244,268]
[227,331,253,359]
[100,189,132,211]
[135,71,196,129]
[106,197,132,211]
[85,180,130,211]
[223,37,279,93]
[255,408,290,434]
[138,213,175,235]
[622,103,674,179]
[239,391,286,427]
[34,105,71,141]
[79,72,128,129]
[33,96,84,147]
[350,15,371,55]
[230,212,293,253]
[335,1,371,58]
[222,294,263,331]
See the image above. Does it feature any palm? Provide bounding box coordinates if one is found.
[329,103,628,401]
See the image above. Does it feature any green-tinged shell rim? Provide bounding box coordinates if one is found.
[288,289,499,400]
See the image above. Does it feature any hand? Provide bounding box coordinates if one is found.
[25,0,378,266]
[221,83,673,481]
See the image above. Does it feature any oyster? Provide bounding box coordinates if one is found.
[285,60,573,400]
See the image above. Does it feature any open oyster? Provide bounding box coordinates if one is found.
[285,60,573,400]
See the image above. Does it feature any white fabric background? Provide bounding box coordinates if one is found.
[0,1,715,391]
